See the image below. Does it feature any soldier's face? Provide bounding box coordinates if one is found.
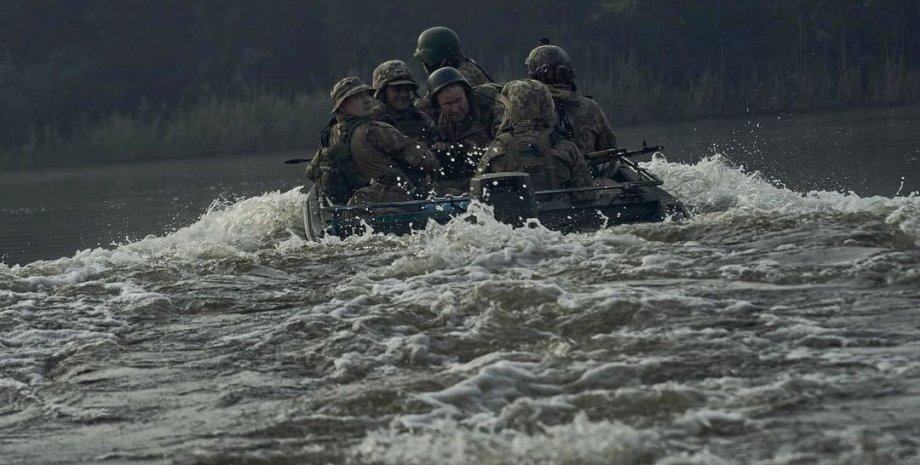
[436,85,469,122]
[340,92,375,117]
[385,85,415,111]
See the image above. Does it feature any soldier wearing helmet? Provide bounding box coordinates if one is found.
[478,79,593,196]
[371,59,435,144]
[525,43,618,159]
[426,67,504,192]
[414,26,493,87]
[306,76,441,204]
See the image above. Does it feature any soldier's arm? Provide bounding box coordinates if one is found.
[477,141,506,175]
[567,142,594,188]
[421,111,438,145]
[592,101,618,150]
[471,84,505,139]
[366,121,441,173]
[459,61,491,86]
[304,147,324,181]
[489,101,506,139]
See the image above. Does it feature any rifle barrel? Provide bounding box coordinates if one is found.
[584,145,664,160]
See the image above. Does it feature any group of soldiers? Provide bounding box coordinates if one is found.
[306,26,618,205]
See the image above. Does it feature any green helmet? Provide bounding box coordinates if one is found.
[525,45,576,86]
[426,66,470,107]
[414,26,462,67]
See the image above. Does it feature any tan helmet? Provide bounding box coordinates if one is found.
[500,79,556,126]
[372,60,418,98]
[330,76,374,112]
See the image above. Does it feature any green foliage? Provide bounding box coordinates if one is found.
[0,91,328,169]
[1,0,918,169]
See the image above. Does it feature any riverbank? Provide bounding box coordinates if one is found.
[0,92,330,171]
[2,66,918,172]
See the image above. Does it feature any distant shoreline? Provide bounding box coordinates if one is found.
[2,96,917,173]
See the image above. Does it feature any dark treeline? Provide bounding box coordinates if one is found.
[2,0,919,169]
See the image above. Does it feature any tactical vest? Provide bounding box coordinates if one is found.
[314,118,372,204]
[492,130,563,191]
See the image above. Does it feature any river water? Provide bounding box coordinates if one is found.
[1,106,919,464]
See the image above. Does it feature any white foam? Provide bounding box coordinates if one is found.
[644,155,920,244]
[8,188,307,287]
[354,414,664,465]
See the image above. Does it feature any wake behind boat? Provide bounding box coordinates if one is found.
[302,144,688,240]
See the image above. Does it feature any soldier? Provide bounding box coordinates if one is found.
[305,77,440,205]
[525,44,617,155]
[414,26,492,87]
[478,79,593,195]
[427,67,504,192]
[371,59,435,144]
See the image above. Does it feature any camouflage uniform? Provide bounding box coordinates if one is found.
[433,84,504,190]
[454,58,492,87]
[524,44,617,153]
[371,60,435,144]
[306,77,440,204]
[347,120,440,204]
[548,83,617,153]
[478,79,593,194]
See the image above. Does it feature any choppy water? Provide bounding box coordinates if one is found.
[2,153,919,464]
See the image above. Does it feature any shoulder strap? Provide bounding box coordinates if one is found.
[318,116,336,147]
[554,102,576,142]
[537,131,561,190]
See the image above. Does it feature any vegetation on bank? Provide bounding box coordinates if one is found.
[2,60,918,170]
[1,0,918,169]
[0,92,329,170]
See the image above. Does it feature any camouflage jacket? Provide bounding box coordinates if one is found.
[455,58,492,87]
[372,104,435,144]
[547,83,618,153]
[479,124,593,193]
[311,116,439,198]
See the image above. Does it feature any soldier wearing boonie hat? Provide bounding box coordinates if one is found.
[305,76,441,205]
[330,76,375,114]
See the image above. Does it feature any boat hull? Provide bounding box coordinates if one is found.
[302,163,686,240]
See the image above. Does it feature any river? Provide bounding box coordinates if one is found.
[1,105,919,464]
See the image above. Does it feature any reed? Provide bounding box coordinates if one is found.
[1,53,918,171]
[0,91,329,170]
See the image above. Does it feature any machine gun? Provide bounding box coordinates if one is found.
[584,141,664,167]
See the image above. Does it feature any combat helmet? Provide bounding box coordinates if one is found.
[372,60,418,99]
[414,26,462,68]
[525,44,576,88]
[330,76,373,113]
[426,66,471,107]
[501,79,556,126]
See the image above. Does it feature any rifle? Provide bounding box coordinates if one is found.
[284,157,312,164]
[584,141,663,167]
